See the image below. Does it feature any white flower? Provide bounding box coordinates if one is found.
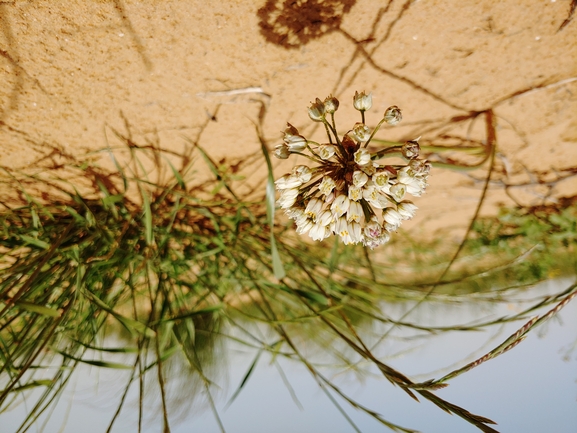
[397,201,418,220]
[336,217,361,245]
[363,186,389,209]
[305,198,323,221]
[287,208,308,226]
[354,149,371,166]
[350,123,371,142]
[309,223,331,241]
[348,185,363,201]
[363,218,382,240]
[389,183,406,202]
[372,171,390,190]
[278,188,299,209]
[383,105,402,125]
[275,174,302,190]
[274,145,290,159]
[347,201,363,223]
[318,176,336,196]
[324,191,335,204]
[296,217,314,235]
[353,91,372,111]
[317,209,334,227]
[383,208,403,229]
[324,95,339,114]
[361,162,379,177]
[274,91,427,248]
[402,176,427,197]
[397,166,415,183]
[352,170,368,188]
[331,194,350,217]
[293,165,312,183]
[362,219,390,249]
[319,144,336,160]
[285,135,307,152]
[308,98,325,122]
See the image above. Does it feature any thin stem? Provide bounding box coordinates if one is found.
[363,117,387,148]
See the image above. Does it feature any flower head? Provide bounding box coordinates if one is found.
[273,91,430,246]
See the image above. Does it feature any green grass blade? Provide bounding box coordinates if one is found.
[258,128,285,279]
[15,301,61,317]
[83,290,156,338]
[18,235,50,250]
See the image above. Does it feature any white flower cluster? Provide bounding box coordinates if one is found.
[274,92,431,248]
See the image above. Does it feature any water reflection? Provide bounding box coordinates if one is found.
[3,277,576,433]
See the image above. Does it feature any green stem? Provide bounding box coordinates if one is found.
[363,117,387,148]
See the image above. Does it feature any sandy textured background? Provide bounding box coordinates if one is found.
[1,0,576,237]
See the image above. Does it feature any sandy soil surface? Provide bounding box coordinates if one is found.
[1,0,576,238]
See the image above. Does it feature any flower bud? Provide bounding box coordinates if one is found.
[274,144,290,159]
[384,106,402,125]
[402,139,420,159]
[308,98,326,122]
[353,91,372,111]
[409,159,431,176]
[324,95,339,114]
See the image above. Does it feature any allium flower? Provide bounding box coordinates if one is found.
[278,188,299,209]
[389,183,406,202]
[305,198,323,221]
[308,98,326,122]
[354,148,371,166]
[348,185,363,202]
[331,194,350,217]
[402,139,420,159]
[352,170,368,188]
[372,171,390,190]
[384,105,402,125]
[275,174,302,190]
[273,92,431,247]
[383,207,403,229]
[397,201,418,220]
[293,165,312,183]
[347,201,363,223]
[274,144,290,159]
[318,144,336,160]
[324,95,339,114]
[353,91,372,111]
[283,123,307,152]
[319,176,336,196]
[350,123,371,142]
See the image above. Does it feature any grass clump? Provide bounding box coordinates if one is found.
[0,138,575,433]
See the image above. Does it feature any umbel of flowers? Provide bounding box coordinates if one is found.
[274,92,431,248]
